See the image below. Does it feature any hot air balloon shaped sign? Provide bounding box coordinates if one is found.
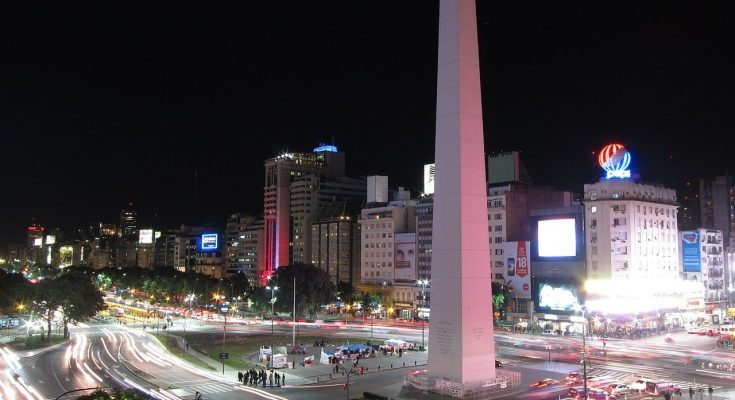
[598,143,632,179]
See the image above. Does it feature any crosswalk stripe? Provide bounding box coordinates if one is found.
[584,370,722,391]
[187,383,233,394]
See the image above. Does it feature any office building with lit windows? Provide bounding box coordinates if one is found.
[311,201,362,286]
[262,144,346,284]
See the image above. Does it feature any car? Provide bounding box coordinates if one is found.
[706,329,718,336]
[629,379,649,392]
[542,329,555,335]
[565,373,583,384]
[607,384,631,395]
[530,378,559,388]
[495,359,502,367]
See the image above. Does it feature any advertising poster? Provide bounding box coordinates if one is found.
[394,233,416,281]
[139,229,153,244]
[423,163,435,194]
[681,231,701,272]
[534,278,580,314]
[503,241,531,299]
[201,233,219,251]
[59,246,74,268]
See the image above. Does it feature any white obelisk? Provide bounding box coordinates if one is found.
[427,0,496,386]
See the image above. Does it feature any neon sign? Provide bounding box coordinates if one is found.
[201,233,218,250]
[313,144,338,153]
[598,143,631,179]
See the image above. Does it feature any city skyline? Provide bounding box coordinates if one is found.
[2,2,734,243]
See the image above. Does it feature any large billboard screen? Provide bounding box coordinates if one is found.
[45,235,56,245]
[423,164,435,195]
[33,238,43,247]
[503,241,531,299]
[534,278,581,314]
[200,233,219,251]
[531,213,584,262]
[681,231,701,272]
[394,233,416,281]
[59,246,73,268]
[139,229,153,244]
[538,219,576,257]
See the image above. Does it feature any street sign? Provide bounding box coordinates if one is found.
[219,352,228,360]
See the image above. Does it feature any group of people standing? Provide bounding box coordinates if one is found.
[237,369,285,388]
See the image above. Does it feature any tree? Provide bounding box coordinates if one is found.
[491,282,511,319]
[0,270,35,314]
[360,292,381,317]
[273,264,336,318]
[55,271,106,338]
[336,281,356,305]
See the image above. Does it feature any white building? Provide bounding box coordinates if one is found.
[680,229,726,323]
[584,180,680,282]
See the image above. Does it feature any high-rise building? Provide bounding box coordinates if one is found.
[359,186,417,319]
[700,175,735,248]
[174,226,224,278]
[584,180,680,281]
[241,218,265,284]
[224,213,262,280]
[154,232,177,269]
[262,145,346,284]
[291,175,366,265]
[679,229,725,323]
[311,201,362,286]
[120,209,137,238]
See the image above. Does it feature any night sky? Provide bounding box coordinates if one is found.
[2,2,734,244]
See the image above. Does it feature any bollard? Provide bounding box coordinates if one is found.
[415,361,417,366]
[391,363,393,368]
[378,365,380,370]
[330,374,332,379]
[403,362,405,367]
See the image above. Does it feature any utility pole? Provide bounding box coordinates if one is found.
[292,276,296,347]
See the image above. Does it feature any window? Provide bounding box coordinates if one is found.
[590,219,597,228]
[494,225,503,232]
[494,237,504,243]
[591,261,598,271]
[591,206,597,214]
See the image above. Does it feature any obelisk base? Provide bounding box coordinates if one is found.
[405,369,521,399]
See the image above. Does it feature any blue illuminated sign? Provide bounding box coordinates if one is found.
[201,233,219,250]
[313,144,338,153]
[681,231,701,272]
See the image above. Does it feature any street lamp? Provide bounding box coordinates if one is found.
[266,284,278,334]
[574,304,588,400]
[418,279,429,351]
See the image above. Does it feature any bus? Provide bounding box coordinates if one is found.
[719,325,735,340]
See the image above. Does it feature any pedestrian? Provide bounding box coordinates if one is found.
[688,387,693,399]
[269,371,273,388]
[238,371,243,382]
[275,372,280,386]
[708,386,713,398]
[281,373,285,386]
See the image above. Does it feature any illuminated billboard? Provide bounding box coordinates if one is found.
[155,231,162,240]
[200,233,219,251]
[59,246,74,268]
[598,143,632,179]
[45,235,56,245]
[681,231,701,272]
[423,164,435,195]
[394,233,416,282]
[531,212,584,263]
[33,238,43,247]
[538,219,576,257]
[139,229,153,244]
[503,241,531,299]
[534,278,581,314]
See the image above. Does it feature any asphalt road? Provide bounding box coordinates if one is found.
[4,317,735,400]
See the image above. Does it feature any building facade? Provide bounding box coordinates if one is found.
[311,201,362,286]
[262,146,345,284]
[584,180,680,282]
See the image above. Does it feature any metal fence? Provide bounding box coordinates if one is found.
[405,369,521,399]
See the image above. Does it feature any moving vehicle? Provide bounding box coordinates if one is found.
[629,379,650,392]
[570,387,609,400]
[607,383,631,395]
[530,378,559,388]
[565,373,583,384]
[645,381,680,396]
[719,324,735,339]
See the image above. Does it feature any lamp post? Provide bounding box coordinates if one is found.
[266,283,278,335]
[418,279,429,351]
[575,305,588,400]
[221,295,227,375]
